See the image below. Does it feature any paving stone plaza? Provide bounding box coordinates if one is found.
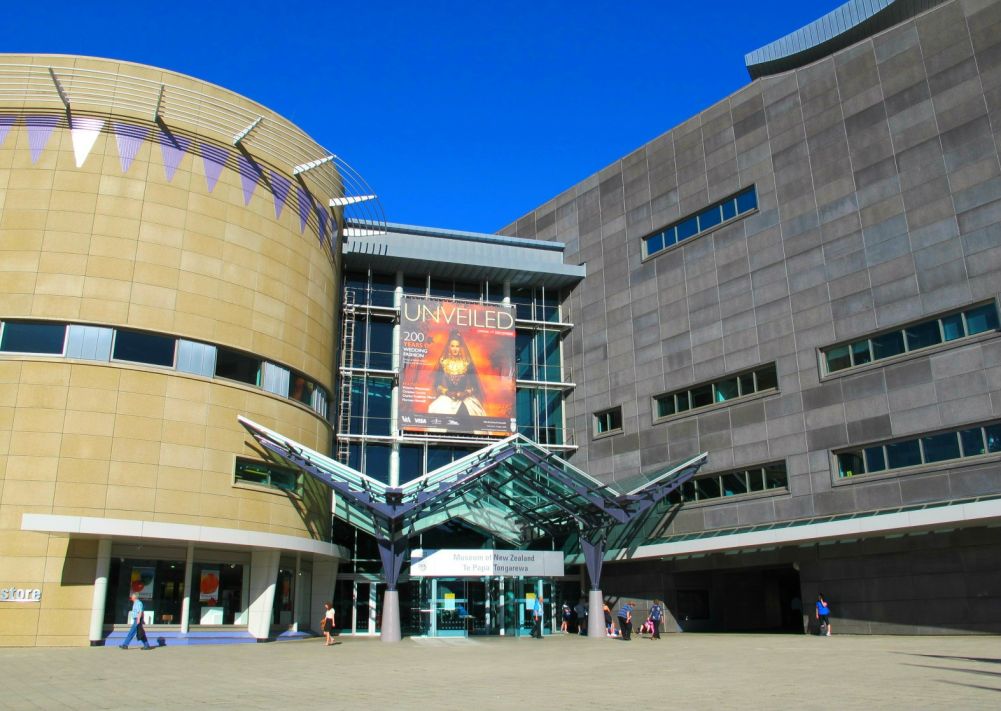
[0,634,998,710]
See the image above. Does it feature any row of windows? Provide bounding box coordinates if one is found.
[668,463,788,504]
[655,364,777,419]
[0,320,329,418]
[344,272,565,323]
[642,186,758,259]
[234,457,303,496]
[836,422,1001,479]
[345,441,482,485]
[823,302,999,374]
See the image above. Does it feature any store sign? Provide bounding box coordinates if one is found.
[398,297,516,436]
[0,586,42,602]
[410,549,564,577]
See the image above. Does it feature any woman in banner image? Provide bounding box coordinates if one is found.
[428,330,487,417]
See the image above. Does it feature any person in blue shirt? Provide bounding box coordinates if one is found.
[649,600,663,640]
[530,595,544,638]
[616,601,634,640]
[815,593,831,636]
[120,592,152,650]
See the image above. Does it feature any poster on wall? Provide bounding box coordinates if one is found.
[130,566,155,600]
[399,297,516,436]
[199,569,220,606]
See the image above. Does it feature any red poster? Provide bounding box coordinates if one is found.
[399,297,516,435]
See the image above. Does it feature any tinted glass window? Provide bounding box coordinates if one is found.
[656,396,675,418]
[747,468,766,490]
[0,322,66,354]
[987,424,1001,453]
[941,313,965,341]
[738,372,756,395]
[764,464,786,489]
[886,440,922,469]
[864,446,886,473]
[871,331,905,360]
[645,233,663,256]
[959,427,985,456]
[365,444,392,484]
[215,348,260,385]
[366,378,393,436]
[663,227,677,247]
[850,341,872,366]
[755,365,778,391]
[370,273,395,307]
[715,377,739,402]
[837,453,863,478]
[690,384,713,408]
[113,330,175,367]
[722,472,747,496]
[696,477,720,499]
[676,217,698,241]
[920,432,960,463]
[905,321,942,351]
[965,303,999,335]
[698,205,722,231]
[826,345,850,373]
[736,188,757,213]
[675,392,690,412]
[367,319,394,370]
[721,199,737,221]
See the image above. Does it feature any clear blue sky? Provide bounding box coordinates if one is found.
[4,0,832,233]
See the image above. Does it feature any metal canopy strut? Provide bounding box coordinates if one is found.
[237,416,708,642]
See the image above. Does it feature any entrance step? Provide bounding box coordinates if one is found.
[103,629,259,647]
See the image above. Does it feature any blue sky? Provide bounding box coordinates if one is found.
[4,1,831,233]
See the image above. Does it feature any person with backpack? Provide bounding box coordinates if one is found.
[816,593,832,636]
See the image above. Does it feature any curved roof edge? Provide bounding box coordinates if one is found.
[744,0,947,79]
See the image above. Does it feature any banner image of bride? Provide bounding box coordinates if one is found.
[427,330,487,417]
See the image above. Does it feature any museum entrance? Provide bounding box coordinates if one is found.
[408,577,557,637]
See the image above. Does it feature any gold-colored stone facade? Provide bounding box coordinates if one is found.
[0,55,338,645]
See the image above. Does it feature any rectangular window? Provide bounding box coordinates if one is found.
[66,324,113,361]
[113,330,176,367]
[642,186,757,259]
[835,421,1001,479]
[722,472,748,496]
[235,458,302,496]
[686,463,787,503]
[823,302,1000,375]
[594,406,623,436]
[655,363,777,420]
[215,348,261,386]
[0,322,66,354]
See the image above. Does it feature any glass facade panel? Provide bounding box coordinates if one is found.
[941,313,965,341]
[515,332,534,379]
[959,427,985,456]
[864,446,886,473]
[920,432,961,463]
[850,340,872,366]
[905,321,942,351]
[370,273,396,307]
[365,444,392,484]
[113,330,176,367]
[714,377,739,402]
[367,320,394,370]
[365,378,393,436]
[0,321,66,354]
[965,303,999,335]
[885,440,922,469]
[826,345,850,373]
[871,331,904,360]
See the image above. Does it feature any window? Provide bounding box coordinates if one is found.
[655,363,777,419]
[823,301,1000,374]
[835,421,1001,478]
[215,348,261,386]
[235,458,302,495]
[112,330,176,367]
[668,462,788,504]
[0,322,66,354]
[593,406,623,436]
[642,186,757,259]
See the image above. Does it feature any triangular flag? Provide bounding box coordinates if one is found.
[297,185,311,234]
[236,154,262,205]
[70,117,104,167]
[0,115,14,147]
[155,126,191,182]
[201,143,229,193]
[270,170,291,219]
[26,115,59,163]
[113,123,149,173]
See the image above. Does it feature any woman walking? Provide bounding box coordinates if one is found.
[321,601,337,646]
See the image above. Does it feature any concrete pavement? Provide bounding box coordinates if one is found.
[0,633,998,710]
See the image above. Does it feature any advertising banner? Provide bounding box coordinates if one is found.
[199,569,220,606]
[399,297,516,435]
[130,566,155,600]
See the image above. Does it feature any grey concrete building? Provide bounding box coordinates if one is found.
[501,0,1001,634]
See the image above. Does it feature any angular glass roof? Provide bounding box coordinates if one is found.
[238,416,707,548]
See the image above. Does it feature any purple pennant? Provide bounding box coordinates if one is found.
[269,169,291,219]
[296,185,311,234]
[236,154,263,205]
[200,143,229,193]
[113,123,149,174]
[155,127,191,182]
[26,115,59,163]
[0,115,15,147]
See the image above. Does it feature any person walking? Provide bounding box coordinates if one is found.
[119,592,151,650]
[617,601,634,640]
[574,599,588,635]
[320,601,337,646]
[816,593,832,636]
[649,600,663,639]
[560,603,572,633]
[602,602,613,636]
[531,595,544,638]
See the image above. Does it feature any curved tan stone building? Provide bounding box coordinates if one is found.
[0,55,375,646]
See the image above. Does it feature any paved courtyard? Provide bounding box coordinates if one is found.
[0,633,998,710]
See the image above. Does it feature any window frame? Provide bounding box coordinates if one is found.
[653,363,778,423]
[592,406,623,438]
[641,186,758,260]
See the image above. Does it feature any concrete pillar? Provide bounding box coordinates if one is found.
[89,539,112,644]
[588,589,606,640]
[381,589,401,642]
[247,550,281,640]
[310,557,339,634]
[180,542,194,633]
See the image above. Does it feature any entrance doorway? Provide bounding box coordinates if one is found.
[412,577,557,637]
[333,578,384,635]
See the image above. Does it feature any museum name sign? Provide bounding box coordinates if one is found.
[410,549,564,577]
